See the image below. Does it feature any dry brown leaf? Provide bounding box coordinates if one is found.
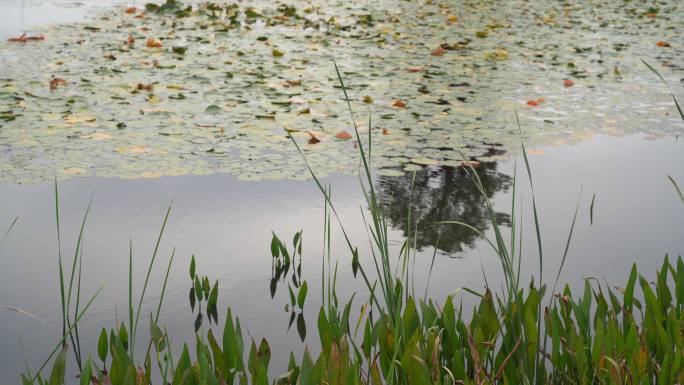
[8,33,45,43]
[307,131,320,144]
[146,38,163,48]
[431,46,445,56]
[49,77,66,90]
[137,83,154,92]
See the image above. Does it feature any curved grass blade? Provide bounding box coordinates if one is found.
[641,59,684,122]
[667,175,684,204]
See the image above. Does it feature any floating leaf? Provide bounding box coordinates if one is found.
[431,46,445,56]
[335,131,352,140]
[146,38,163,48]
[49,77,66,91]
[205,105,222,115]
[8,33,45,43]
[307,131,320,144]
[172,46,187,55]
[411,157,438,166]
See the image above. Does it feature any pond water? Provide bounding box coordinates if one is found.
[0,0,683,383]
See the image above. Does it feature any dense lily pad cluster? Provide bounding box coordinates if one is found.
[0,0,681,183]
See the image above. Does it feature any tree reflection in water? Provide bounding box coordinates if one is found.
[378,157,511,255]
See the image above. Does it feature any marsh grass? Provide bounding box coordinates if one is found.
[15,60,684,384]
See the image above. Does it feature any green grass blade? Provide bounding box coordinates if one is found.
[0,216,18,248]
[54,179,66,339]
[31,286,104,382]
[667,175,684,204]
[551,186,582,299]
[642,59,684,122]
[132,201,173,356]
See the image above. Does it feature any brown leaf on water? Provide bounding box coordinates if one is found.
[285,79,301,87]
[382,128,391,135]
[656,41,670,47]
[307,131,320,144]
[564,79,574,87]
[335,131,352,140]
[431,46,445,56]
[125,6,137,14]
[8,33,45,43]
[526,99,538,107]
[49,77,66,90]
[407,66,424,72]
[137,83,154,92]
[127,35,135,45]
[392,100,407,108]
[104,53,117,61]
[146,38,163,48]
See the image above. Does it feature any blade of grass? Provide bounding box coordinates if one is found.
[667,175,684,204]
[0,216,18,248]
[132,201,173,357]
[65,194,94,372]
[54,179,66,339]
[589,193,596,225]
[31,286,103,382]
[551,186,582,300]
[641,59,684,121]
[144,248,176,360]
[517,112,544,385]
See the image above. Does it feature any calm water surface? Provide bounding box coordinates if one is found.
[1,0,684,383]
[2,134,684,381]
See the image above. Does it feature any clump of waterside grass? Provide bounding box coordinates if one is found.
[16,60,684,385]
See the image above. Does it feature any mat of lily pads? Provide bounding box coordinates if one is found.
[0,0,682,183]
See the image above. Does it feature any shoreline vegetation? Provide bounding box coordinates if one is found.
[12,61,684,384]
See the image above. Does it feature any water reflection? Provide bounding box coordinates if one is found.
[378,153,511,255]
